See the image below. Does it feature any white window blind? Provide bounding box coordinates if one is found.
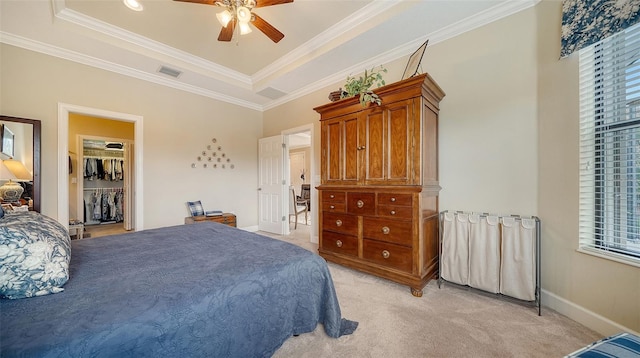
[579,22,640,267]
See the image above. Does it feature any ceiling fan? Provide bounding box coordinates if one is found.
[174,0,294,43]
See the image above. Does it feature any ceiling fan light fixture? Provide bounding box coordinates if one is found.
[236,6,251,23]
[123,0,143,11]
[239,21,252,35]
[216,10,232,27]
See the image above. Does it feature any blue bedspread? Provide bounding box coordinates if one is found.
[0,223,357,357]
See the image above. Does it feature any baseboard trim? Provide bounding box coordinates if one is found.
[240,225,259,232]
[541,289,639,336]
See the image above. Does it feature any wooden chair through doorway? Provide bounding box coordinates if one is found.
[289,186,308,229]
[300,184,311,211]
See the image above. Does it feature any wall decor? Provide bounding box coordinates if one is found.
[401,39,428,80]
[191,137,235,169]
[1,124,15,158]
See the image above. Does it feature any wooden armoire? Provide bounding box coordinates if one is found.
[314,73,445,297]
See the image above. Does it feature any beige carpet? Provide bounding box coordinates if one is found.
[263,225,602,358]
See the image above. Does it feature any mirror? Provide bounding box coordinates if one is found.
[0,116,41,213]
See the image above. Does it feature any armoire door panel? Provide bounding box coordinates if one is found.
[422,103,439,186]
[325,120,343,183]
[386,99,413,184]
[344,116,359,182]
[362,109,385,181]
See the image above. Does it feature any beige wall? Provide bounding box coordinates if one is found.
[429,10,538,215]
[537,0,639,334]
[0,44,263,229]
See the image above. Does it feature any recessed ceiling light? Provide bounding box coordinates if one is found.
[123,0,143,11]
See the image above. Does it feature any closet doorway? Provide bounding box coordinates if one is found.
[68,114,135,238]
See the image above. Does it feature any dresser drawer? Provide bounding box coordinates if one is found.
[363,239,412,272]
[322,231,358,257]
[347,192,375,216]
[378,193,413,206]
[377,205,413,219]
[322,212,358,235]
[362,217,412,246]
[323,202,346,213]
[322,191,346,203]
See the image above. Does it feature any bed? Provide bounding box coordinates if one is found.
[0,211,357,357]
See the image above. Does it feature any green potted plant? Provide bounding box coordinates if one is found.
[341,66,387,106]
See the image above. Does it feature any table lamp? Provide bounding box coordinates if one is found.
[0,159,32,202]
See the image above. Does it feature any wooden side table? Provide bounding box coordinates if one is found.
[184,213,236,227]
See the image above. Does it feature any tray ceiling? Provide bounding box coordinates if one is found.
[0,0,538,110]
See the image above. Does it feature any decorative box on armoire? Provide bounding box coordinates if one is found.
[314,73,445,297]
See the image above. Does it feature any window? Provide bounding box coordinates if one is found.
[579,23,640,267]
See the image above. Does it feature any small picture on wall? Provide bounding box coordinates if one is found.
[0,124,14,158]
[402,39,429,80]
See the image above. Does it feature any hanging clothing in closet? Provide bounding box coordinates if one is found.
[84,188,125,224]
[83,158,125,181]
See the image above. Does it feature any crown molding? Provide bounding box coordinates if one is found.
[0,32,263,111]
[51,0,403,90]
[252,0,403,84]
[52,0,252,88]
[262,0,541,111]
[428,0,540,44]
[5,0,541,113]
[263,38,421,110]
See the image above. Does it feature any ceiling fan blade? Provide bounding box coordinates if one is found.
[173,0,217,5]
[218,18,236,42]
[252,13,284,43]
[254,0,293,8]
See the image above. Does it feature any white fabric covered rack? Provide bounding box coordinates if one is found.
[438,211,541,315]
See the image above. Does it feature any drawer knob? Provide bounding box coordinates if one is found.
[335,219,343,227]
[382,226,390,235]
[390,210,396,215]
[390,197,396,202]
[336,240,343,248]
[356,200,364,208]
[330,194,335,199]
[330,205,335,209]
[382,250,390,259]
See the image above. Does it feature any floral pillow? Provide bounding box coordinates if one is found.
[0,212,71,299]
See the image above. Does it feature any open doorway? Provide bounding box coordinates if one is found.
[57,103,143,232]
[73,136,134,239]
[288,132,311,215]
[69,116,134,238]
[283,124,314,243]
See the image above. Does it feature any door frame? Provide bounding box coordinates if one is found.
[76,135,133,229]
[57,103,144,230]
[282,124,316,243]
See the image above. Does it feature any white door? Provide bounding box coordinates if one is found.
[258,135,287,234]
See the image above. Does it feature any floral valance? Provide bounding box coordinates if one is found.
[561,0,640,58]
